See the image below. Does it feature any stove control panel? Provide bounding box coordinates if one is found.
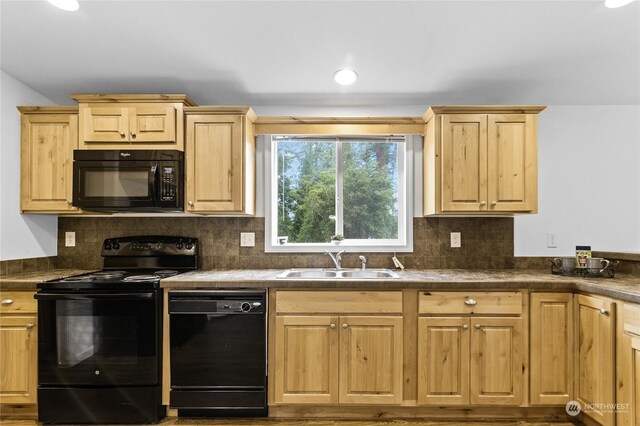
[101,236,198,256]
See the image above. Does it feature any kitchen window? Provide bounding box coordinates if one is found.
[264,135,414,252]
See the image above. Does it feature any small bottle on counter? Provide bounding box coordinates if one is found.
[575,245,592,269]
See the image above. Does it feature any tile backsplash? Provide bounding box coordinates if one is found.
[0,256,56,277]
[56,216,515,270]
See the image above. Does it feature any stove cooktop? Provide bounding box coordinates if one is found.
[38,269,183,291]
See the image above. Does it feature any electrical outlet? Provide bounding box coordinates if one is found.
[547,232,558,248]
[65,231,76,247]
[240,232,255,247]
[450,232,461,248]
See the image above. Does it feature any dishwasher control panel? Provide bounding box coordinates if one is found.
[216,300,263,313]
[169,290,266,314]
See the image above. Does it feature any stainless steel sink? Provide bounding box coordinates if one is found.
[277,268,400,280]
[279,270,338,279]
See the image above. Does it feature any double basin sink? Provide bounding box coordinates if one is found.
[277,268,400,280]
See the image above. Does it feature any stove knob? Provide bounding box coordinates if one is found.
[104,243,112,250]
[240,302,252,312]
[112,243,120,250]
[185,242,193,250]
[176,242,184,250]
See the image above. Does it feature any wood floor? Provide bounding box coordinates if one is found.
[0,420,580,426]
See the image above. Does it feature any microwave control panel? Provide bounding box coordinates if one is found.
[161,166,176,201]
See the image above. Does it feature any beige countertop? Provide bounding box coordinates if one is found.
[0,269,96,290]
[1,268,637,304]
[161,269,640,304]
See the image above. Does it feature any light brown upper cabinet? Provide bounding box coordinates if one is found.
[423,106,545,215]
[71,94,196,150]
[184,107,256,214]
[19,106,80,213]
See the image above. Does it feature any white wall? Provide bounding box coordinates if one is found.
[0,70,58,261]
[514,105,640,256]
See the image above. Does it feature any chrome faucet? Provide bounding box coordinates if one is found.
[324,250,344,269]
[359,255,367,271]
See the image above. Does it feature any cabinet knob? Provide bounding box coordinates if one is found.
[342,323,348,329]
[491,201,497,206]
[462,324,469,330]
[475,324,481,329]
[1,299,13,305]
[188,201,194,206]
[119,131,125,137]
[600,308,608,315]
[464,298,477,306]
[26,323,34,329]
[480,201,486,206]
[67,200,73,205]
[330,323,336,329]
[130,131,136,138]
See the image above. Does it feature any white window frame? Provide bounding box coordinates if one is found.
[263,134,416,253]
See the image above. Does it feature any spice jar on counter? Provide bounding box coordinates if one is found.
[575,245,592,269]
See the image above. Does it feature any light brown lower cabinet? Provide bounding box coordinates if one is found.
[529,293,574,405]
[617,302,640,426]
[575,294,615,426]
[0,291,38,404]
[417,316,523,406]
[273,314,403,405]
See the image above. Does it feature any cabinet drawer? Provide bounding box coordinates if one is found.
[0,291,37,314]
[419,291,522,315]
[624,303,640,336]
[275,291,402,314]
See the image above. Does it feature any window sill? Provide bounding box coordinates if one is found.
[264,241,413,253]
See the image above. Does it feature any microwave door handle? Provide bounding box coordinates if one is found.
[149,164,158,203]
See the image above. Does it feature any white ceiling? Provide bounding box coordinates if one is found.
[1,0,639,111]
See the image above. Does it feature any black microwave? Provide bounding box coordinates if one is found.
[72,150,183,212]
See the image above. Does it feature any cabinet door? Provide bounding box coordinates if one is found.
[440,114,488,212]
[470,317,523,405]
[417,317,469,405]
[0,315,37,404]
[81,106,128,143]
[530,293,573,405]
[487,114,537,212]
[632,338,640,426]
[20,113,79,212]
[129,106,176,143]
[576,295,615,426]
[274,316,338,404]
[185,114,244,212]
[339,316,403,404]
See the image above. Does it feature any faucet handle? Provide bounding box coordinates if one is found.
[359,255,367,270]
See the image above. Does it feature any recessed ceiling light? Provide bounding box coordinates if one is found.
[47,0,80,12]
[333,69,358,86]
[605,0,635,8]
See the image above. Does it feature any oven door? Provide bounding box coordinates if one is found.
[73,160,160,210]
[36,291,160,386]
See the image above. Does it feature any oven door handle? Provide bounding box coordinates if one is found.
[34,292,155,301]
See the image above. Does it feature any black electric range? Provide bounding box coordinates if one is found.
[35,235,198,425]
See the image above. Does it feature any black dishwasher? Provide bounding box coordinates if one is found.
[169,290,267,417]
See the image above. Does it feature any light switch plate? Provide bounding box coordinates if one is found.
[240,232,255,247]
[450,232,461,248]
[65,231,76,247]
[547,232,558,248]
